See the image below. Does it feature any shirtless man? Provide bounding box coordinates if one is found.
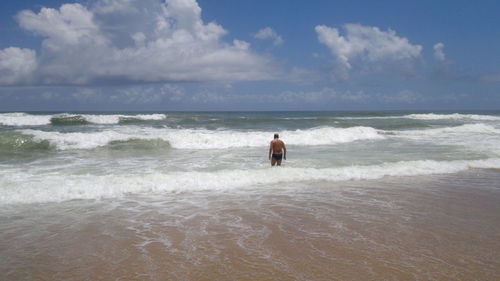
[269,133,287,166]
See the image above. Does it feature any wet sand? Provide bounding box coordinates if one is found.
[1,170,499,281]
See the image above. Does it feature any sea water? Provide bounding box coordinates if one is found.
[1,111,499,280]
[1,110,500,204]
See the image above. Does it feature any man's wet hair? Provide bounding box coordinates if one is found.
[274,133,279,139]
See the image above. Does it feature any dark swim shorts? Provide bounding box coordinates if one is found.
[272,153,283,160]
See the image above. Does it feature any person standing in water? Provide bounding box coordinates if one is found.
[269,133,287,166]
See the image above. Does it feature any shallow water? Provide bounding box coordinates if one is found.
[1,170,499,280]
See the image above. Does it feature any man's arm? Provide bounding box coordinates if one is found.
[269,142,273,160]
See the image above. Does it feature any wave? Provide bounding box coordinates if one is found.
[0,113,53,126]
[0,131,51,153]
[403,113,500,121]
[50,115,90,125]
[106,138,171,151]
[0,131,170,154]
[81,114,166,124]
[18,126,383,150]
[335,113,500,121]
[0,113,167,126]
[18,129,158,150]
[118,114,166,124]
[11,122,499,152]
[388,123,500,137]
[2,158,499,204]
[386,124,500,156]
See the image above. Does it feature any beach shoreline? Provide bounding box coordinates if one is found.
[1,170,499,281]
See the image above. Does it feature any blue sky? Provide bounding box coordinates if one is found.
[1,0,499,111]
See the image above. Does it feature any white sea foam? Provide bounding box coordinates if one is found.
[20,129,160,150]
[404,113,500,121]
[336,113,500,121]
[20,126,383,150]
[2,158,499,204]
[79,114,121,124]
[390,123,500,137]
[388,124,500,156]
[0,113,166,126]
[133,114,166,120]
[82,113,166,124]
[0,113,52,126]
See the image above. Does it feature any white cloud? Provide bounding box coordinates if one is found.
[109,84,186,104]
[254,27,284,46]
[0,47,37,84]
[186,87,334,105]
[72,88,101,102]
[93,0,141,14]
[18,4,108,48]
[378,89,424,104]
[160,84,186,102]
[0,0,276,86]
[270,88,423,105]
[433,42,445,61]
[189,87,373,105]
[276,88,336,104]
[315,24,422,79]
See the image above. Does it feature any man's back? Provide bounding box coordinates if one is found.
[270,139,285,154]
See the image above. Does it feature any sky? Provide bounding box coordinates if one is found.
[1,0,500,111]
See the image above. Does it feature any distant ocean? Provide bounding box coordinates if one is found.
[1,111,500,280]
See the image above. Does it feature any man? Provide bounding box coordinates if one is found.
[269,133,286,166]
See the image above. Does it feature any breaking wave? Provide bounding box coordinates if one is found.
[0,113,166,126]
[336,113,500,121]
[404,113,500,121]
[0,113,53,126]
[18,126,383,150]
[0,131,51,153]
[389,123,500,136]
[2,158,499,204]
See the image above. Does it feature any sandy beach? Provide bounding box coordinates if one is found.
[2,170,499,281]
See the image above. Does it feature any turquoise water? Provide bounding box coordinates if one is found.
[1,110,500,204]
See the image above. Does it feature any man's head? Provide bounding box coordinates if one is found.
[274,133,279,139]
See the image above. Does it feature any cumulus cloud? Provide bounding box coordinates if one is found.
[315,24,422,79]
[18,4,108,48]
[0,0,276,86]
[253,27,284,46]
[0,47,37,84]
[433,42,445,61]
[68,83,186,105]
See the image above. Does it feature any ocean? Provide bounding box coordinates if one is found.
[1,111,499,280]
